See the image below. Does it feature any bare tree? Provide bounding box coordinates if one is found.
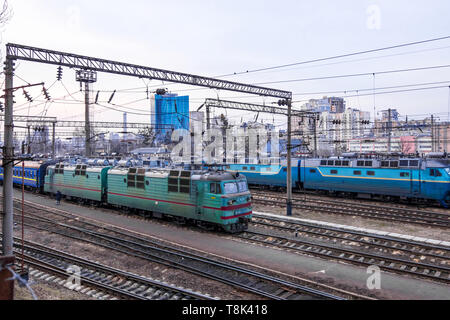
[0,1,11,25]
[0,1,12,60]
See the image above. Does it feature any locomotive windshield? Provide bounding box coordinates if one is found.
[237,180,248,192]
[223,180,248,194]
[224,182,238,194]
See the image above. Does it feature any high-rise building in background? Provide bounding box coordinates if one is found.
[300,96,346,113]
[151,93,190,142]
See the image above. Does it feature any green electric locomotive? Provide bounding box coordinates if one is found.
[44,164,252,232]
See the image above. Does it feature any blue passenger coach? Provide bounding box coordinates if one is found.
[0,160,56,190]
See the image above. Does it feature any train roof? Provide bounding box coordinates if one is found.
[108,166,242,181]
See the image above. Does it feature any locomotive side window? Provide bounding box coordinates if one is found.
[136,169,146,189]
[353,170,361,175]
[409,160,419,167]
[330,170,338,174]
[128,168,136,187]
[309,169,316,173]
[430,169,435,176]
[209,183,221,194]
[179,171,191,193]
[400,172,410,177]
[367,171,375,176]
[168,170,179,192]
[399,160,408,167]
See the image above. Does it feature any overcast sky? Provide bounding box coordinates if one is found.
[2,0,450,130]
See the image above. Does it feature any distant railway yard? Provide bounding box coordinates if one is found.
[1,186,449,300]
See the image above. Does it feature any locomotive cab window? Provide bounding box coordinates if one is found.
[223,182,238,194]
[237,180,248,192]
[210,183,221,194]
[430,169,442,177]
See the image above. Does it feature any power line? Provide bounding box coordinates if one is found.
[217,35,450,78]
[253,64,450,86]
[291,84,450,103]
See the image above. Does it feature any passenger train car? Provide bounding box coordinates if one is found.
[0,160,56,191]
[226,156,450,207]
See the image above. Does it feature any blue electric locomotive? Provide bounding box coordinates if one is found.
[226,156,450,206]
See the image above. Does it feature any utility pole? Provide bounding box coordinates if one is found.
[387,108,391,152]
[2,58,14,256]
[84,82,91,157]
[76,69,97,158]
[431,114,434,152]
[206,105,211,130]
[27,125,31,154]
[52,122,56,159]
[313,116,317,157]
[286,98,292,216]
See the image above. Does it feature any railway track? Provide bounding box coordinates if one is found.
[7,198,356,300]
[240,214,450,284]
[251,191,450,228]
[9,238,211,300]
